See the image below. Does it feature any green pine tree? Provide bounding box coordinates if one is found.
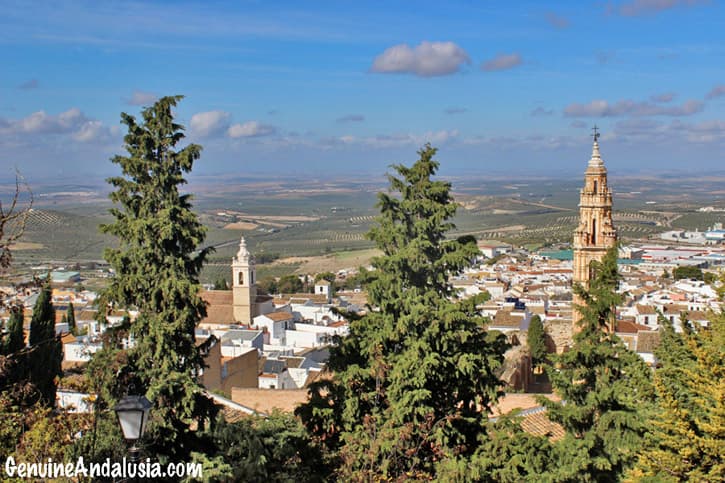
[98,95,216,460]
[28,283,62,406]
[540,246,654,481]
[66,302,76,334]
[2,305,25,355]
[297,144,508,480]
[631,314,725,481]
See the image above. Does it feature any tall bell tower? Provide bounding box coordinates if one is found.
[572,128,617,329]
[232,236,257,324]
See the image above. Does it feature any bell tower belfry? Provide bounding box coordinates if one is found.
[232,236,257,324]
[572,129,617,329]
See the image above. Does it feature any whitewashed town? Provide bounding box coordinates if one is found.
[2,137,722,419]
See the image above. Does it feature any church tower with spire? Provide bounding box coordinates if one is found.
[232,236,257,324]
[572,129,617,329]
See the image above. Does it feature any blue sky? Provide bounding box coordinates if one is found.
[1,0,724,180]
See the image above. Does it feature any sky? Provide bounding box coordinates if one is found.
[1,0,724,181]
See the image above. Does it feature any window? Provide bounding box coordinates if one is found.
[593,180,598,193]
[591,219,597,244]
[238,272,244,285]
[644,316,649,325]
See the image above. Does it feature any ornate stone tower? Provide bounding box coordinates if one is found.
[572,130,617,329]
[232,236,257,324]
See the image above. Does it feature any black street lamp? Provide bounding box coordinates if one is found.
[114,394,152,462]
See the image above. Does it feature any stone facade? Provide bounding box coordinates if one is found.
[572,135,617,329]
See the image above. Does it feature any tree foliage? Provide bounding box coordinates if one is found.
[97,95,216,460]
[27,283,62,407]
[213,277,229,290]
[297,144,508,480]
[632,314,725,481]
[527,314,547,367]
[207,412,325,482]
[673,265,703,281]
[437,414,554,482]
[66,302,76,334]
[2,306,25,355]
[277,274,303,294]
[314,271,335,283]
[540,245,655,481]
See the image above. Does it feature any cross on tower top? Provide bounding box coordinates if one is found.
[591,125,600,142]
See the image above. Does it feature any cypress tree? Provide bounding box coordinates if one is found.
[527,314,547,368]
[29,283,54,346]
[28,283,62,406]
[66,302,76,334]
[540,246,654,481]
[297,145,508,480]
[99,95,216,459]
[2,305,25,355]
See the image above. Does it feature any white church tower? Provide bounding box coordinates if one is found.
[232,236,257,324]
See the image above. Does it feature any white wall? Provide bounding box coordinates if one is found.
[63,341,102,362]
[56,391,95,413]
[285,330,325,348]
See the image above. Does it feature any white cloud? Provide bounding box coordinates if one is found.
[481,53,522,72]
[370,41,470,77]
[0,108,114,144]
[706,84,725,100]
[227,121,276,138]
[125,90,158,106]
[8,108,85,134]
[190,110,231,137]
[650,92,676,103]
[444,107,468,115]
[564,98,703,117]
[611,118,725,144]
[72,120,108,142]
[328,129,459,149]
[531,107,554,117]
[614,0,709,17]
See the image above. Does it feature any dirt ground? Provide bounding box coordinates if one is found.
[270,249,381,274]
[222,222,258,230]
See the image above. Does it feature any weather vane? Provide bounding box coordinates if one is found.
[591,125,600,142]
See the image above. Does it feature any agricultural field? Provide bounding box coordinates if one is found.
[5,172,724,284]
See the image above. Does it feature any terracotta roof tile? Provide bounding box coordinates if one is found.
[684,310,709,321]
[200,290,235,325]
[615,320,651,334]
[264,311,294,322]
[635,304,657,315]
[636,330,661,353]
[202,290,233,306]
[491,310,524,328]
[201,304,235,325]
[231,388,309,413]
[519,408,565,441]
[662,304,688,314]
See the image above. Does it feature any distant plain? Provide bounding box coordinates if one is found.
[4,172,724,284]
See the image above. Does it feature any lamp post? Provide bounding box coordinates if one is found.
[114,394,151,463]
